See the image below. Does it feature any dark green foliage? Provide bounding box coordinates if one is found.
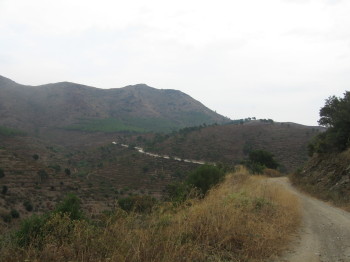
[16,194,84,248]
[10,209,20,218]
[0,125,26,136]
[2,213,12,223]
[1,185,8,194]
[23,200,33,212]
[309,91,350,154]
[54,194,84,220]
[49,164,61,172]
[118,195,157,213]
[165,182,191,203]
[0,168,4,178]
[186,165,225,195]
[37,170,48,182]
[64,168,71,176]
[32,154,39,160]
[142,166,149,173]
[248,150,279,169]
[16,214,46,247]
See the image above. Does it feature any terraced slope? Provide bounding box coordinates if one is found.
[132,121,324,172]
[0,136,200,219]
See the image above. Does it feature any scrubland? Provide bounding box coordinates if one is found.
[0,167,300,262]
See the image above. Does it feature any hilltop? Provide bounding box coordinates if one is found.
[0,75,229,134]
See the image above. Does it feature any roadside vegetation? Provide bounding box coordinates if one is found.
[0,166,300,262]
[291,91,350,209]
[308,91,350,155]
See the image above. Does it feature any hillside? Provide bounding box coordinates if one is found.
[0,134,200,220]
[290,149,350,209]
[0,75,229,134]
[0,168,300,262]
[130,120,324,173]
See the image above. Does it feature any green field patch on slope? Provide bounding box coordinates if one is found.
[64,112,218,133]
[0,125,26,136]
[64,118,147,133]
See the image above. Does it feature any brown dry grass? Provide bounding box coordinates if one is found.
[1,167,300,262]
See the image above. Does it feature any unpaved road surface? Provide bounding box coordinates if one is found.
[272,177,350,262]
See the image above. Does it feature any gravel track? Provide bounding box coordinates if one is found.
[272,177,350,262]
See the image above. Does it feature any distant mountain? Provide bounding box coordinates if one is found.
[0,75,229,134]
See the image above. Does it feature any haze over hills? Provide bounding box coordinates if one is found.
[0,75,229,134]
[0,74,326,232]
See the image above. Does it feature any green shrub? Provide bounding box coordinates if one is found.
[0,168,5,178]
[1,185,8,194]
[23,200,33,212]
[54,194,84,220]
[118,195,157,213]
[49,164,61,172]
[10,209,20,218]
[165,182,191,203]
[186,165,225,195]
[16,214,46,247]
[37,170,48,182]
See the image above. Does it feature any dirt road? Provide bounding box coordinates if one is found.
[272,177,350,262]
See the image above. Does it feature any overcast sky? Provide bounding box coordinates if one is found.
[0,0,349,125]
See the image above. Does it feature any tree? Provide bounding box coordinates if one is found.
[310,91,350,154]
[243,150,279,174]
[0,168,4,178]
[249,150,279,169]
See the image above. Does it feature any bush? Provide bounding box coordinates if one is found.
[186,165,225,195]
[10,209,20,218]
[165,182,191,203]
[32,154,39,160]
[54,194,84,220]
[1,185,8,195]
[16,214,46,247]
[23,200,33,212]
[37,170,48,182]
[64,168,71,176]
[16,194,85,248]
[0,168,5,178]
[49,164,61,173]
[118,195,157,213]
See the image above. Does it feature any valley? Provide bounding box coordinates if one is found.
[0,75,349,262]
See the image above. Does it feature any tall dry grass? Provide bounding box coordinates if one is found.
[1,167,300,262]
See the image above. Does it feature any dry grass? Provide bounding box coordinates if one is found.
[1,167,300,262]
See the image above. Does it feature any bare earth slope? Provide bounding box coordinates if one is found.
[273,177,350,262]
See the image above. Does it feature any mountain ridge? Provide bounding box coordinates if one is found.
[0,75,229,133]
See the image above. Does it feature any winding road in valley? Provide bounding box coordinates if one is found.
[272,177,350,262]
[113,142,207,165]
